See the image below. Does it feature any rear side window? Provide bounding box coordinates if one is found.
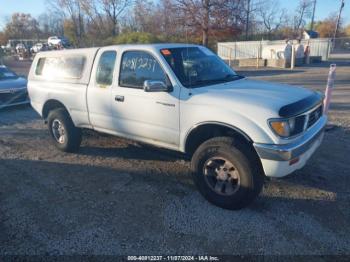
[35,56,86,80]
[96,51,116,85]
[119,51,166,89]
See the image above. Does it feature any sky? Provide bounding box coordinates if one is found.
[0,0,349,29]
[279,0,350,24]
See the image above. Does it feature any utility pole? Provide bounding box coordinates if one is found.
[245,0,251,40]
[333,0,345,43]
[310,0,317,31]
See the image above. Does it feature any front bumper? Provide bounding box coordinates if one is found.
[254,116,327,177]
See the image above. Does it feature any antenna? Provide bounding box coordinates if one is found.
[333,0,345,47]
[185,23,192,95]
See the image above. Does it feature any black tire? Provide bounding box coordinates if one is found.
[191,136,264,210]
[47,108,82,152]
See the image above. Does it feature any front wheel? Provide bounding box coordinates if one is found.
[191,137,264,210]
[47,108,82,152]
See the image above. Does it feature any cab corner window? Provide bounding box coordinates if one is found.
[96,51,117,86]
[119,51,166,89]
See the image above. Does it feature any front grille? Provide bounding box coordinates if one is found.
[307,105,323,128]
[291,115,306,136]
[0,89,29,106]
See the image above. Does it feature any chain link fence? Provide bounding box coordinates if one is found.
[331,37,350,53]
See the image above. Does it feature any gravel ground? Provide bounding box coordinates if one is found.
[1,57,350,256]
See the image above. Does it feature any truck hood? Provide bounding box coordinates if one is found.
[191,78,321,117]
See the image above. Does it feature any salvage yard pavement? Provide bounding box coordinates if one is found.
[0,58,350,256]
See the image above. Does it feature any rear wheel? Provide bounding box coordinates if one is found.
[47,108,82,152]
[191,137,264,210]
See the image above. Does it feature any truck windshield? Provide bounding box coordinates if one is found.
[160,47,243,88]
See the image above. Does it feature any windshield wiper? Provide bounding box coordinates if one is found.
[223,74,244,80]
[187,74,244,88]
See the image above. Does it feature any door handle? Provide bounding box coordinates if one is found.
[115,95,124,102]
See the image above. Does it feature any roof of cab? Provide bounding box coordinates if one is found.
[109,43,201,49]
[36,43,201,57]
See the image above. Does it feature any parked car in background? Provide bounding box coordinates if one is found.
[2,43,13,55]
[48,36,61,46]
[0,65,29,108]
[28,44,326,209]
[15,43,27,54]
[48,36,69,47]
[31,43,47,53]
[345,42,350,50]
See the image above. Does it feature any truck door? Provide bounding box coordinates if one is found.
[87,49,117,131]
[111,50,180,147]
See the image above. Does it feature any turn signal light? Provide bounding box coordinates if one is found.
[270,121,289,137]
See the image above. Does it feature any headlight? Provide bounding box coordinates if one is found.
[269,116,305,138]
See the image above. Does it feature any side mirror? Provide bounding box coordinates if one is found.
[143,80,171,92]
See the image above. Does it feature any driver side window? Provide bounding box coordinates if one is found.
[119,51,167,89]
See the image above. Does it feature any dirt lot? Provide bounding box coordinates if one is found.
[1,57,350,256]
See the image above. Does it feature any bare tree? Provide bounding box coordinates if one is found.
[257,0,286,38]
[174,0,212,46]
[174,0,237,46]
[157,0,184,39]
[4,13,41,39]
[80,0,105,34]
[243,0,263,40]
[133,0,158,33]
[37,12,64,37]
[100,0,132,36]
[48,0,86,46]
[3,0,308,47]
[315,13,343,38]
[78,0,131,40]
[293,0,313,33]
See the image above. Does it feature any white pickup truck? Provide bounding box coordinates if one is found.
[28,44,326,209]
